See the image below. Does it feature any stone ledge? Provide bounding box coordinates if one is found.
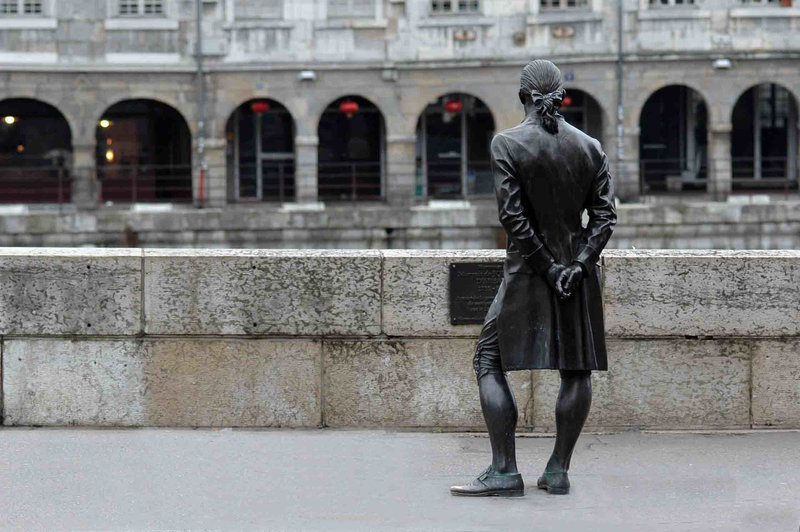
[144,249,382,336]
[0,248,142,336]
[603,250,800,337]
[381,249,505,338]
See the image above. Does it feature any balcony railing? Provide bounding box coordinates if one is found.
[640,157,708,194]
[234,161,295,203]
[97,164,193,203]
[423,160,493,199]
[0,158,797,206]
[0,161,71,205]
[732,156,798,192]
[318,161,382,201]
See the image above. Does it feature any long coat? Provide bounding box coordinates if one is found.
[490,116,617,371]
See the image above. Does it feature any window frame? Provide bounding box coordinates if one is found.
[0,0,46,15]
[738,0,786,5]
[115,0,167,17]
[429,0,482,15]
[646,0,696,8]
[539,0,590,11]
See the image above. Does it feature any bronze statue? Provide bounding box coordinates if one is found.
[450,60,617,497]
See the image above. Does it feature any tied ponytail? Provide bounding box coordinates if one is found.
[519,59,565,135]
[530,88,565,135]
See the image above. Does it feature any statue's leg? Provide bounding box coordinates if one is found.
[547,369,592,472]
[538,369,591,494]
[478,371,519,474]
[450,317,523,496]
[473,316,518,474]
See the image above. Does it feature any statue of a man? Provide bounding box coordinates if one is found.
[451,59,617,497]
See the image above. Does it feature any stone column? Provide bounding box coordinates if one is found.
[707,124,732,200]
[71,142,99,209]
[294,135,319,204]
[613,128,640,202]
[201,137,228,207]
[385,134,418,206]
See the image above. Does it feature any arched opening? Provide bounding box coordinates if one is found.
[731,83,798,191]
[560,89,603,142]
[96,99,192,203]
[0,98,72,203]
[225,99,295,202]
[639,85,708,194]
[415,93,495,198]
[318,96,384,201]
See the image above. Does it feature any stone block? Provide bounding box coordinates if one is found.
[381,250,505,337]
[323,339,531,428]
[3,338,322,428]
[604,250,800,337]
[0,248,142,335]
[142,339,321,427]
[144,250,381,336]
[531,339,751,430]
[3,339,146,426]
[752,339,800,428]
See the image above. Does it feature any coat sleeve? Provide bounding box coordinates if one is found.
[574,151,617,272]
[492,134,555,275]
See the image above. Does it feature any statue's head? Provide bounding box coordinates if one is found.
[519,59,565,134]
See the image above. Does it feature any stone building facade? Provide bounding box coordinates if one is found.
[0,0,798,248]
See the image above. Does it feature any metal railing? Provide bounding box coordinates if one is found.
[234,161,295,203]
[732,157,798,192]
[0,158,797,206]
[97,164,193,203]
[639,157,708,194]
[422,160,493,199]
[0,164,72,204]
[318,161,382,201]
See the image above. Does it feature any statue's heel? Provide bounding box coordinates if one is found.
[538,471,570,495]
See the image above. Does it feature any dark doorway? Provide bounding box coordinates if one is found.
[639,85,708,193]
[226,99,295,203]
[415,94,495,199]
[96,99,192,203]
[731,84,798,191]
[0,98,72,203]
[318,96,384,201]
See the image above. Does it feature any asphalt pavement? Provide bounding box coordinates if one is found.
[0,428,798,531]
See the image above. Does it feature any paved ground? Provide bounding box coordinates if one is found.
[0,428,798,531]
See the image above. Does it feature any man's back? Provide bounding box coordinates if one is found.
[493,117,606,265]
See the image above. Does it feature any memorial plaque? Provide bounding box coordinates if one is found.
[449,262,504,325]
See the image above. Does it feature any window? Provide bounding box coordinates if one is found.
[234,0,282,19]
[647,0,694,6]
[739,0,785,4]
[540,0,589,9]
[0,0,43,14]
[431,0,480,14]
[328,0,375,17]
[118,0,164,16]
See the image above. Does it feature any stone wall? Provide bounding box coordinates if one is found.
[0,199,798,250]
[1,248,798,430]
